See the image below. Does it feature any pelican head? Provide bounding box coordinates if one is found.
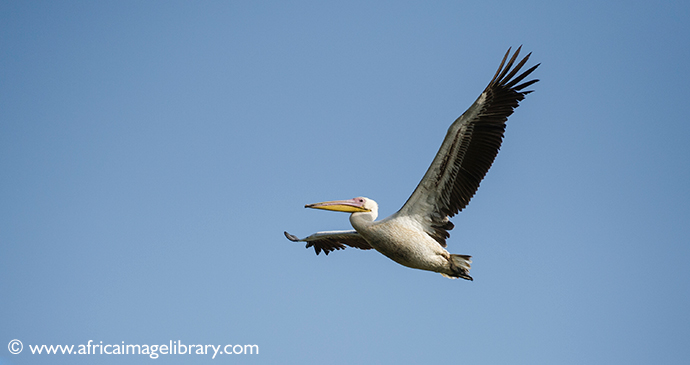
[306,197,378,215]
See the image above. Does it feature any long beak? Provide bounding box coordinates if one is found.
[305,198,370,213]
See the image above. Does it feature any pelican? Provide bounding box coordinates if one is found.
[285,47,539,280]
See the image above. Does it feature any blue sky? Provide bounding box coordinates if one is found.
[1,1,689,364]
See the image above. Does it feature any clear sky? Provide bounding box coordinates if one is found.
[1,1,689,364]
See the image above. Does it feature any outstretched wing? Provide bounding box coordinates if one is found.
[284,230,373,255]
[395,46,539,247]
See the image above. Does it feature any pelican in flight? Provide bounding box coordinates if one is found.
[285,47,539,280]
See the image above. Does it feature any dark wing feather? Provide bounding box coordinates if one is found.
[284,230,373,255]
[395,46,539,247]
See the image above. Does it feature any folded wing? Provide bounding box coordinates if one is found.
[284,230,373,255]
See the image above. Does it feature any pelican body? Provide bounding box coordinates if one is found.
[285,47,539,280]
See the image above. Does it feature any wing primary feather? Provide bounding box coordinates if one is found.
[506,63,540,89]
[493,45,522,85]
[514,77,540,92]
[501,52,532,85]
[490,47,512,84]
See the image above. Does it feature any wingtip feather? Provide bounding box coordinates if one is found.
[284,231,300,242]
